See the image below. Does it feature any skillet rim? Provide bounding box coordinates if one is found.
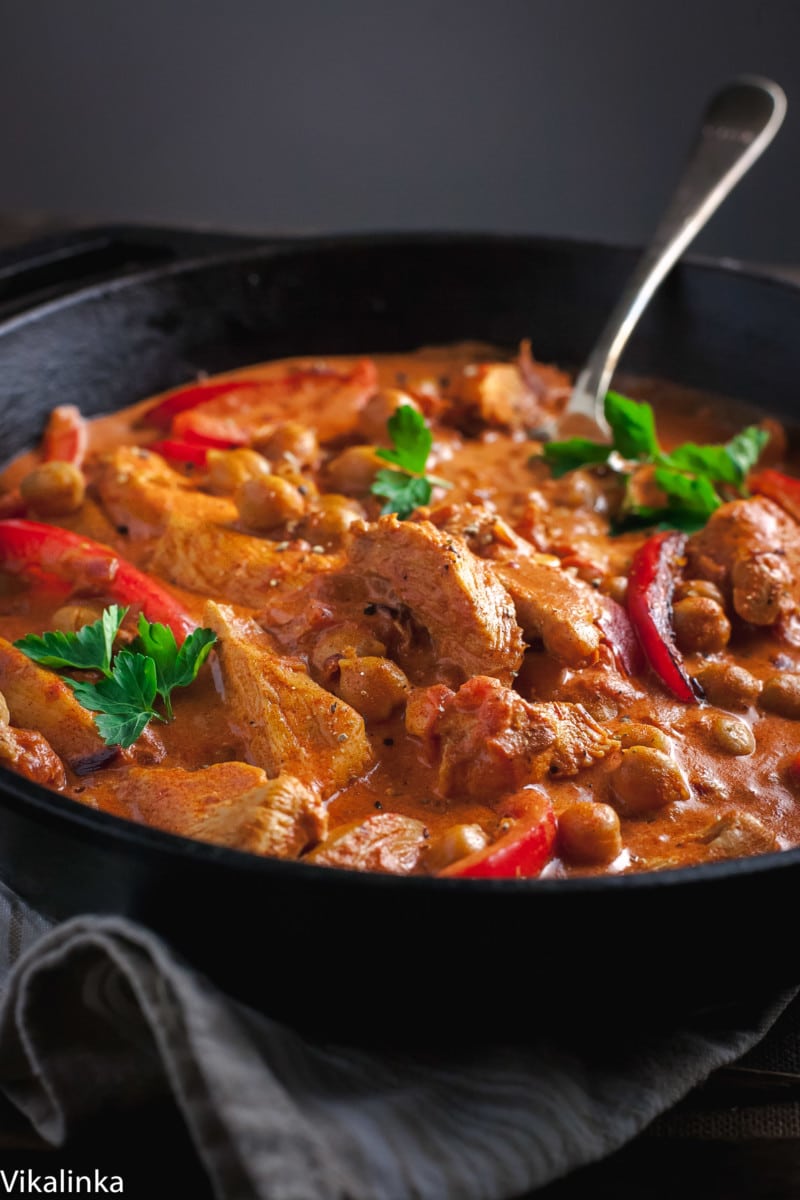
[1,227,799,899]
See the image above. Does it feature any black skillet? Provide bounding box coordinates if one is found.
[0,226,798,1040]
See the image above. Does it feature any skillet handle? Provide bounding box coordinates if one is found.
[0,224,283,316]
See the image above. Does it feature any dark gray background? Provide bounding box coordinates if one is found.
[1,0,799,262]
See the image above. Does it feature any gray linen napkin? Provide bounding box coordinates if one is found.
[0,882,794,1200]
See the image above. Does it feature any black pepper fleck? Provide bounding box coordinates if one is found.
[383,737,394,747]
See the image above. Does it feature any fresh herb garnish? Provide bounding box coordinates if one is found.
[371,405,452,519]
[70,650,163,748]
[131,615,217,720]
[14,608,217,748]
[15,604,127,676]
[539,391,768,532]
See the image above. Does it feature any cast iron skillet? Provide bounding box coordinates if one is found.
[0,227,798,1040]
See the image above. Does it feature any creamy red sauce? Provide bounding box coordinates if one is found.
[0,344,798,879]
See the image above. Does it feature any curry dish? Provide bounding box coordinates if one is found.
[0,343,799,880]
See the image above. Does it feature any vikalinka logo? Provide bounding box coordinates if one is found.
[0,1171,123,1194]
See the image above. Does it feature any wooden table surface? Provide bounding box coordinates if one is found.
[1,210,800,1199]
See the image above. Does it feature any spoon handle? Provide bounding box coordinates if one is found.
[567,76,787,434]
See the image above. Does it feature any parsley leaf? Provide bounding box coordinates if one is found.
[543,437,613,478]
[535,392,769,533]
[14,605,127,676]
[16,605,218,748]
[605,391,659,459]
[372,468,432,519]
[69,650,162,748]
[719,425,770,485]
[371,405,451,519]
[376,404,433,475]
[132,615,217,719]
[653,466,723,517]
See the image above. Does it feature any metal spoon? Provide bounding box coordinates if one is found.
[558,75,787,439]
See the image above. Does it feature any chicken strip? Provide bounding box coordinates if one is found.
[347,515,524,685]
[93,446,237,538]
[150,514,343,608]
[205,602,371,795]
[426,503,605,667]
[0,724,66,790]
[112,762,327,857]
[307,813,427,874]
[448,348,569,432]
[0,638,115,772]
[687,496,800,626]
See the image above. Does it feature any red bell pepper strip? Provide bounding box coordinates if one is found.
[181,427,248,449]
[41,405,88,468]
[0,519,196,641]
[749,469,800,524]
[626,530,700,703]
[143,379,263,431]
[597,595,645,676]
[173,414,253,448]
[440,791,556,880]
[171,361,378,446]
[148,439,212,469]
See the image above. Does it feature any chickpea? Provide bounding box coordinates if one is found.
[551,469,607,512]
[709,714,756,756]
[51,602,107,633]
[300,494,365,542]
[0,690,8,726]
[609,747,690,816]
[310,623,386,677]
[358,390,420,443]
[273,463,319,499]
[235,474,306,531]
[325,446,385,496]
[616,723,673,755]
[695,662,761,711]
[424,823,489,872]
[255,421,319,470]
[558,801,622,865]
[672,596,730,654]
[603,575,628,606]
[206,448,271,495]
[760,673,800,720]
[674,578,726,606]
[336,656,409,722]
[20,461,85,516]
